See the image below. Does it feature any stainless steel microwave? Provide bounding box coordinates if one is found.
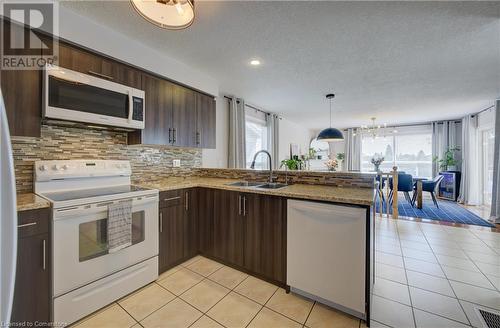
[43,65,145,130]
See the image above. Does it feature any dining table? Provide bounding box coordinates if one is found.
[377,174,428,209]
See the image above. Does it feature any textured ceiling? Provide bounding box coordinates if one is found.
[60,1,500,129]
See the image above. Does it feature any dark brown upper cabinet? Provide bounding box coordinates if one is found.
[172,84,197,147]
[129,77,216,149]
[196,93,216,149]
[0,20,42,137]
[129,74,174,145]
[57,42,142,89]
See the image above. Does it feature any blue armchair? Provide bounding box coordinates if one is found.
[412,175,444,208]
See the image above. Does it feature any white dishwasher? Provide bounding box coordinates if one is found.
[287,199,369,320]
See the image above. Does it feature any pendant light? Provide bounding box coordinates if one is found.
[131,0,195,30]
[317,93,344,141]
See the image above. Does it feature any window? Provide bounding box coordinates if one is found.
[361,125,433,178]
[245,110,268,169]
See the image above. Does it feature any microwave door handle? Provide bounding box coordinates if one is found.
[128,91,133,122]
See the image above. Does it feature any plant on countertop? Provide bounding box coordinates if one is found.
[434,146,461,171]
[280,158,303,170]
[336,152,345,161]
[325,158,338,171]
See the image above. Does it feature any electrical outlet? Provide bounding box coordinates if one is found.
[173,159,181,167]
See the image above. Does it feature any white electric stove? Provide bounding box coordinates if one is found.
[34,160,159,326]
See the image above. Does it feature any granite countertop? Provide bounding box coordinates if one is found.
[17,193,50,212]
[139,177,375,206]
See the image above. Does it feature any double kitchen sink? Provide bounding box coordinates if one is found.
[227,181,288,189]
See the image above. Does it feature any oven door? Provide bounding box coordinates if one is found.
[52,195,158,297]
[43,65,145,130]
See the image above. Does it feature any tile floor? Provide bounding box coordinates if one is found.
[73,217,500,328]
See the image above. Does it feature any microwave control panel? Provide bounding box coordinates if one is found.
[132,97,144,121]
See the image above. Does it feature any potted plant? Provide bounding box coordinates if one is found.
[371,155,384,172]
[435,147,460,171]
[308,148,317,160]
[336,152,345,171]
[325,158,339,171]
[280,158,303,170]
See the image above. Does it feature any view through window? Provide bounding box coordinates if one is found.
[245,115,268,169]
[361,125,433,178]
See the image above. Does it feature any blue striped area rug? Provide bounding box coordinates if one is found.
[375,196,495,228]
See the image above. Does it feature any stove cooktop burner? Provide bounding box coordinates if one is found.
[41,185,151,202]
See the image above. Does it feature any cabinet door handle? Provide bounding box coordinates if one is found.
[88,70,114,80]
[159,212,163,233]
[164,196,181,202]
[42,239,46,270]
[173,128,177,143]
[243,196,247,216]
[185,192,189,211]
[168,128,172,143]
[18,222,37,228]
[196,132,200,145]
[238,195,242,215]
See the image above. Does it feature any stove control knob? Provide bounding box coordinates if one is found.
[53,164,62,171]
[39,165,48,171]
[63,165,69,170]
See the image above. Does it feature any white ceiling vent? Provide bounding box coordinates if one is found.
[475,306,500,328]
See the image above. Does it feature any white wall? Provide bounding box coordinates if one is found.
[202,96,229,168]
[278,118,314,162]
[52,6,218,96]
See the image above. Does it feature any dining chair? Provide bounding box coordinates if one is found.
[389,173,415,206]
[412,175,444,208]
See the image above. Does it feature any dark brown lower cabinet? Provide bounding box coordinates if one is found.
[213,189,244,267]
[244,193,286,284]
[160,187,286,285]
[11,208,51,325]
[198,188,215,258]
[159,190,185,273]
[184,189,198,259]
[158,188,198,273]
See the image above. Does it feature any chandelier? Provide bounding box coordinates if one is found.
[360,117,397,139]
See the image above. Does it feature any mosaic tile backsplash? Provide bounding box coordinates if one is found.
[12,124,202,193]
[193,168,375,188]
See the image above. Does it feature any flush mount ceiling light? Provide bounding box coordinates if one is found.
[317,93,344,142]
[250,59,261,66]
[131,0,195,30]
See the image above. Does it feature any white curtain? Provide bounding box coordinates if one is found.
[431,121,461,177]
[491,100,500,223]
[345,128,361,171]
[267,114,280,169]
[458,115,481,205]
[228,97,246,168]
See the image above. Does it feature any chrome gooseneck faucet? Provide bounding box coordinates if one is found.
[250,150,273,183]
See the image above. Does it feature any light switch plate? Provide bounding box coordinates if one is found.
[173,159,181,167]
